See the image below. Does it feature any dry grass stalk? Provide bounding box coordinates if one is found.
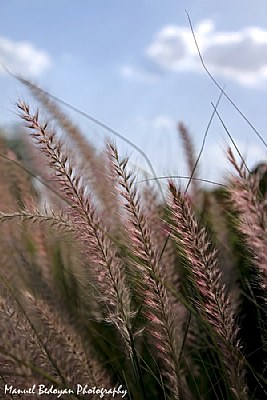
[1,98,267,399]
[25,292,112,388]
[21,80,116,212]
[17,101,135,352]
[109,143,183,399]
[178,122,199,199]
[227,147,267,282]
[169,181,247,400]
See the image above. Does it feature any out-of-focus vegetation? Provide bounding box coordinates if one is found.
[0,93,266,400]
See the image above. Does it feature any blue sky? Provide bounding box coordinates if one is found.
[1,0,267,185]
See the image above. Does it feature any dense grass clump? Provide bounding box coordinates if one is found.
[0,84,266,400]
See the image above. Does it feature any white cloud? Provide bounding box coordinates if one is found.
[0,36,52,77]
[145,20,267,87]
[151,115,174,131]
[136,114,175,131]
[119,64,158,83]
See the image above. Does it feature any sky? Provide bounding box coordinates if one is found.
[1,0,267,186]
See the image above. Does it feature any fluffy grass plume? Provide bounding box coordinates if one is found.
[0,90,266,400]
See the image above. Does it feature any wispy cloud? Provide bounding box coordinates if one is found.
[151,115,175,131]
[145,20,267,87]
[136,114,175,131]
[119,64,159,83]
[0,36,52,77]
